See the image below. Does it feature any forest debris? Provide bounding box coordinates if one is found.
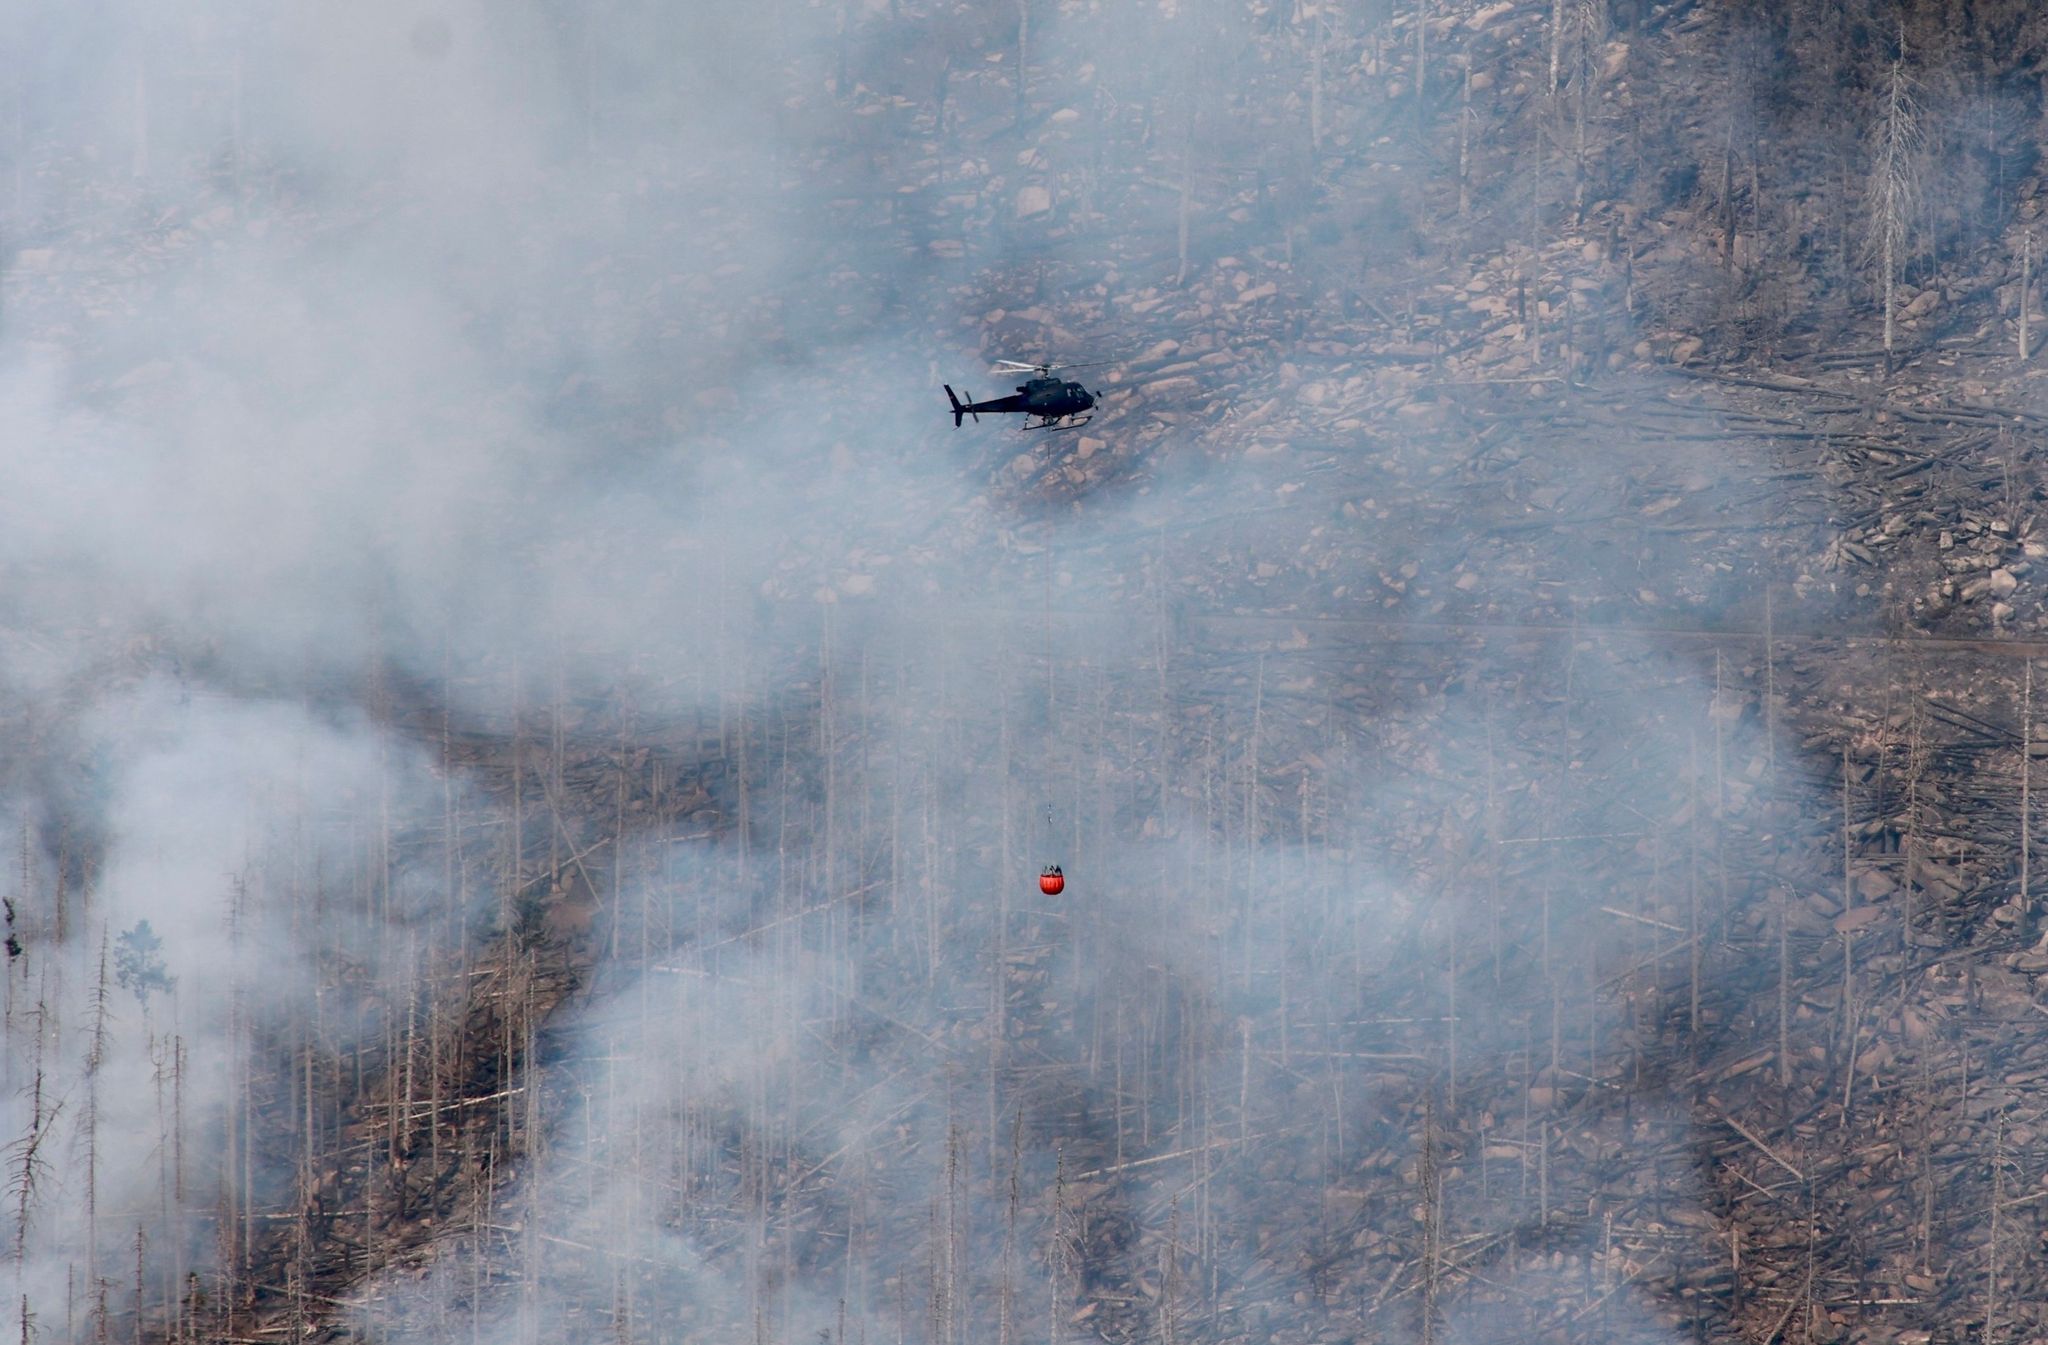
[1463,0,1515,30]
[57,6,2048,1345]
[1901,290,1940,321]
[1707,1107,1808,1183]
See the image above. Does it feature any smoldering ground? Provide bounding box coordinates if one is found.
[0,0,974,1327]
[320,569,1800,1345]
[0,1,1912,1344]
[0,684,463,1320]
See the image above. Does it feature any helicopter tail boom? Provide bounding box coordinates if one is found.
[944,385,976,427]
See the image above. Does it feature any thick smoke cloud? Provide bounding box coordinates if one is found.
[2,2,1814,1344]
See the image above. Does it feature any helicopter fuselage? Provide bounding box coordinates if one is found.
[946,376,1097,428]
[1017,376,1095,420]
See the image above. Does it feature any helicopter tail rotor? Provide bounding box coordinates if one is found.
[945,384,976,427]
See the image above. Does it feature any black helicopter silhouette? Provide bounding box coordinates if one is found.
[945,360,1109,431]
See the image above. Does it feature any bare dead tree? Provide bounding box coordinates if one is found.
[1458,57,1472,217]
[2023,229,2033,360]
[1307,7,1327,155]
[1571,0,1605,217]
[132,1225,145,1345]
[2023,661,2033,912]
[1986,1099,2009,1345]
[1412,0,1427,138]
[1048,1144,1070,1345]
[1420,1090,1441,1345]
[1548,0,1565,98]
[1865,53,1922,376]
[85,930,112,1343]
[1015,0,1030,132]
[6,1033,54,1265]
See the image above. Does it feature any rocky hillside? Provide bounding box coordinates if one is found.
[10,2,2048,1345]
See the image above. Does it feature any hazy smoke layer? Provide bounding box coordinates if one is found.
[1,3,1824,1345]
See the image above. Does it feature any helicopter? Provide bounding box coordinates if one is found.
[945,360,1108,431]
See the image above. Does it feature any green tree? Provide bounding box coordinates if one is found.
[114,920,175,1008]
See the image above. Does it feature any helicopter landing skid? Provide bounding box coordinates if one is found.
[1026,415,1093,432]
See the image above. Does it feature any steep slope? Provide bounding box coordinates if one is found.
[11,3,2048,1345]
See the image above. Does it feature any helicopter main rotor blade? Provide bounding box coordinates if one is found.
[991,359,1116,375]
